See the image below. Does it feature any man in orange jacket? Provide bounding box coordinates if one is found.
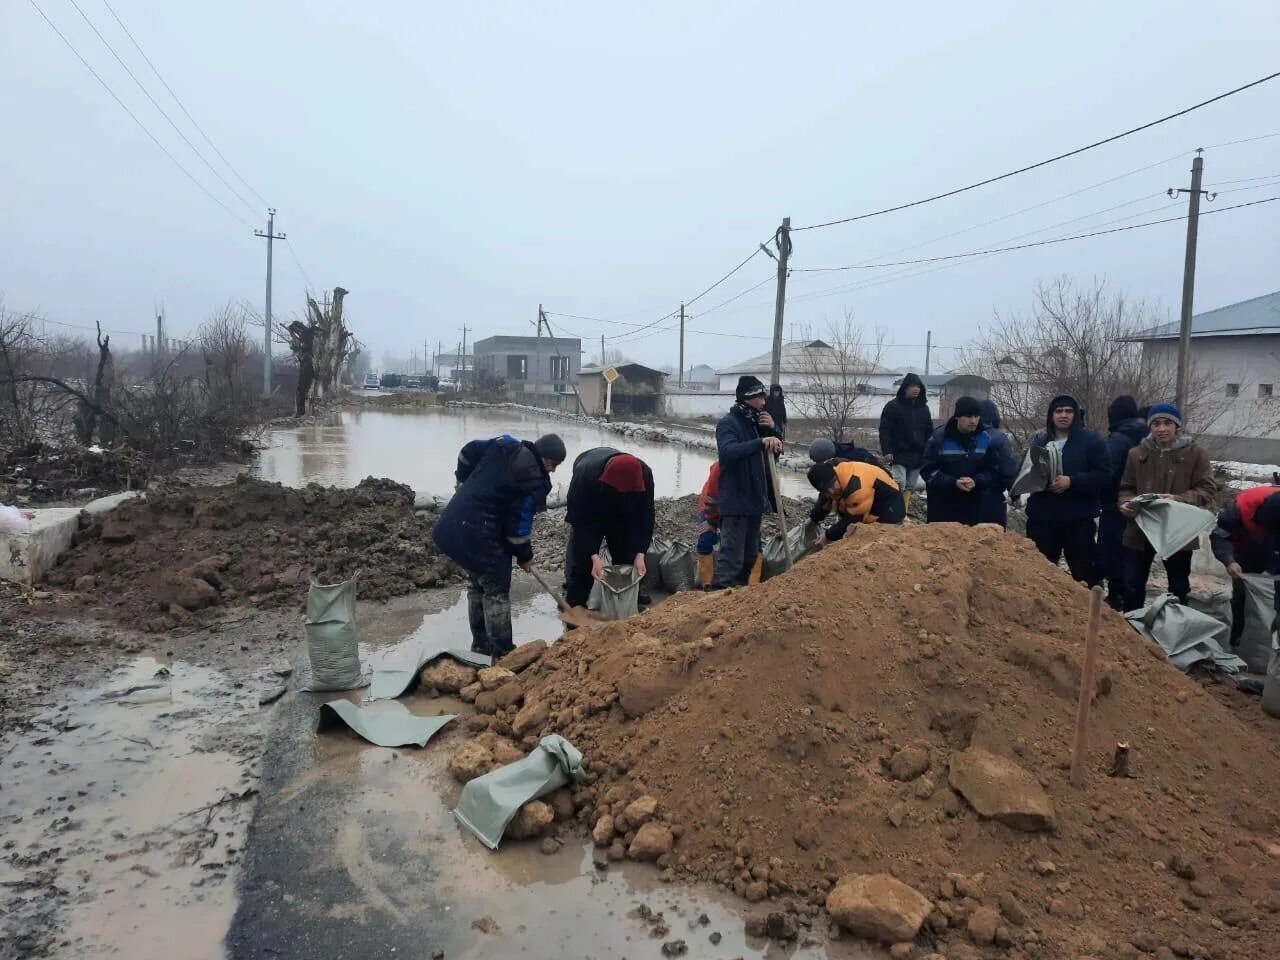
[807,459,905,545]
[696,461,762,587]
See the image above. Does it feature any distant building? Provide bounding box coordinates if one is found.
[893,373,992,422]
[472,334,581,408]
[1126,290,1280,460]
[715,339,900,395]
[431,351,472,385]
[578,363,666,418]
[681,363,718,390]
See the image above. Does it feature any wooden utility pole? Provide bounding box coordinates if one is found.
[678,302,686,387]
[924,330,932,376]
[254,209,285,396]
[769,218,792,387]
[1170,150,1212,412]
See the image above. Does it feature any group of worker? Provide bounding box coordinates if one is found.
[431,371,1280,657]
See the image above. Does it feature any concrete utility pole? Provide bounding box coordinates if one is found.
[1169,151,1214,412]
[925,330,932,376]
[768,217,792,387]
[535,303,543,404]
[254,209,286,396]
[155,312,164,362]
[601,334,606,368]
[460,325,470,389]
[678,302,685,388]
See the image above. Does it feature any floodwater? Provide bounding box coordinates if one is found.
[253,404,809,498]
[0,657,263,959]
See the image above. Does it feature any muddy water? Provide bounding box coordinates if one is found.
[0,657,262,959]
[233,595,879,960]
[253,405,809,498]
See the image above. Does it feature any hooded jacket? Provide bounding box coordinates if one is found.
[1025,395,1111,526]
[1104,417,1149,509]
[715,403,773,516]
[434,435,552,573]
[878,373,934,469]
[565,447,656,560]
[920,418,1012,526]
[809,460,903,540]
[1118,434,1216,550]
[978,399,1020,499]
[1210,485,1280,572]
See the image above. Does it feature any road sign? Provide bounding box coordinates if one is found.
[603,366,619,383]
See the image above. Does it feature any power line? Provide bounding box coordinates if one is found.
[794,70,1280,231]
[284,237,315,292]
[29,0,252,228]
[100,0,270,209]
[67,0,259,216]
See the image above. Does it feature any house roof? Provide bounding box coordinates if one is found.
[580,362,667,378]
[473,334,580,350]
[896,373,990,388]
[1127,290,1280,340]
[716,339,897,376]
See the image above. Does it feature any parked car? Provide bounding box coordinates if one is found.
[381,373,404,389]
[363,373,380,389]
[438,378,458,392]
[405,377,423,390]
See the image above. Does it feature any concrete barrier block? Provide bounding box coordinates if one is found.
[0,508,80,585]
[83,490,143,516]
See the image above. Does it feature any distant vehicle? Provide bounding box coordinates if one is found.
[381,373,404,389]
[438,378,458,392]
[363,373,380,389]
[405,377,423,390]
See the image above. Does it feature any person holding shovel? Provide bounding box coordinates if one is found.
[432,433,566,657]
[1117,402,1216,610]
[563,448,655,609]
[806,459,904,547]
[712,375,782,589]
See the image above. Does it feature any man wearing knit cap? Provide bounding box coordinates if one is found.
[432,432,566,656]
[563,447,656,609]
[807,436,885,469]
[1117,402,1215,610]
[919,396,1015,526]
[1024,394,1110,585]
[712,375,783,588]
[1098,395,1149,608]
[806,458,904,544]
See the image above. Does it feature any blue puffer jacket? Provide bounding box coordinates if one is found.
[1026,422,1112,527]
[920,421,1013,526]
[715,404,772,516]
[432,435,551,576]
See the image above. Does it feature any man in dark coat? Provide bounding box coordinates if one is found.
[977,399,1019,526]
[563,448,655,608]
[1098,396,1149,608]
[878,372,933,499]
[764,385,788,439]
[432,433,566,656]
[1025,394,1111,585]
[713,375,782,588]
[920,396,1012,527]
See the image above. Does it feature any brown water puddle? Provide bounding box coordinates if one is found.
[0,656,262,959]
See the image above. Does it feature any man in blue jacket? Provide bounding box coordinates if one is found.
[1025,395,1110,584]
[920,396,1014,527]
[713,375,782,588]
[432,433,566,656]
[1098,395,1148,608]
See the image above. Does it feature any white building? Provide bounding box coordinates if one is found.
[1128,290,1280,460]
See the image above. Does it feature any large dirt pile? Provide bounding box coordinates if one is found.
[475,523,1280,958]
[44,476,462,630]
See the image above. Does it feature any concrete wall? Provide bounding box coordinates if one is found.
[473,336,581,400]
[716,370,900,394]
[0,491,142,585]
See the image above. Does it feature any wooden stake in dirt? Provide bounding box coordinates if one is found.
[1109,741,1131,778]
[765,452,792,570]
[1070,586,1105,787]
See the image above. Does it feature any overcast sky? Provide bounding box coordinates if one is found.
[2,1,1277,374]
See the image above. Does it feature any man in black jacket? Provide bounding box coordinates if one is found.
[563,448,656,608]
[713,375,782,588]
[920,396,1012,526]
[1098,396,1149,608]
[879,373,933,506]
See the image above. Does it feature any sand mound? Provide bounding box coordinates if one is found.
[498,523,1280,956]
[45,476,462,629]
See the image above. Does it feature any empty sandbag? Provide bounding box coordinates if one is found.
[587,564,640,620]
[1232,574,1276,674]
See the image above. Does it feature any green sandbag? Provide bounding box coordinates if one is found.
[453,735,585,850]
[761,521,820,581]
[641,539,668,591]
[658,540,697,593]
[303,577,367,691]
[587,564,640,620]
[318,699,456,748]
[367,646,491,701]
[1129,494,1217,560]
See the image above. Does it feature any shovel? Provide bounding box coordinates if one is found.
[525,565,601,629]
[764,451,793,571]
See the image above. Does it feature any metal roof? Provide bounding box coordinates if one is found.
[1128,290,1280,340]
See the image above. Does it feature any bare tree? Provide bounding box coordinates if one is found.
[961,277,1232,448]
[791,312,887,441]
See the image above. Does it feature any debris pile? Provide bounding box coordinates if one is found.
[1,442,153,504]
[45,476,462,630]
[440,523,1280,957]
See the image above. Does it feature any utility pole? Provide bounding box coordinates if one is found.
[678,302,685,388]
[1169,150,1213,412]
[601,334,606,368]
[436,340,441,379]
[254,209,286,397]
[924,330,932,376]
[768,217,792,388]
[535,303,544,405]
[460,325,470,390]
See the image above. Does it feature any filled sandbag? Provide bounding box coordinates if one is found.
[761,521,820,581]
[642,538,668,591]
[304,576,366,691]
[1233,574,1276,674]
[658,540,697,593]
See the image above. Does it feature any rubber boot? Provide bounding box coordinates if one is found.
[748,553,764,585]
[697,553,714,590]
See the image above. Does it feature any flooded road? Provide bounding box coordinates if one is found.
[253,405,809,498]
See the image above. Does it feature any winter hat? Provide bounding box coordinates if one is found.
[533,433,567,464]
[1107,395,1139,426]
[735,375,767,402]
[599,453,646,493]
[1256,492,1280,533]
[807,461,838,491]
[808,438,837,463]
[953,396,982,419]
[1146,402,1182,427]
